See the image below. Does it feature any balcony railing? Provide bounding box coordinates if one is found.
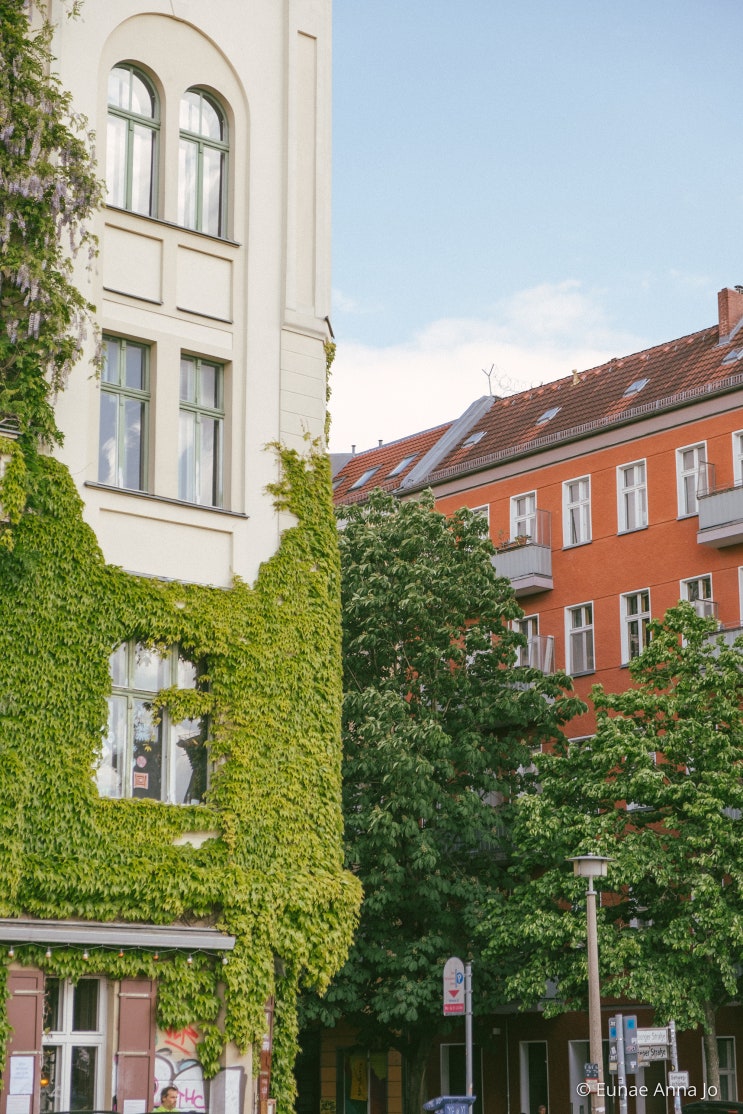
[697,465,743,547]
[492,509,553,596]
[518,634,555,674]
[691,597,719,622]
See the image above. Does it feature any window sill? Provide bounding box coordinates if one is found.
[617,525,649,535]
[562,539,592,550]
[104,204,241,248]
[570,669,596,678]
[85,481,248,519]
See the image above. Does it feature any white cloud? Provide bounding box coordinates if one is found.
[328,281,645,453]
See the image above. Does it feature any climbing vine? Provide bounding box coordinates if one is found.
[0,443,361,1111]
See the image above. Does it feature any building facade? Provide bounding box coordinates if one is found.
[326,287,743,1114]
[0,5,357,1114]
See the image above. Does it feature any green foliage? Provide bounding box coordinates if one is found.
[0,446,360,1111]
[302,491,582,1113]
[483,604,743,1038]
[0,1,102,447]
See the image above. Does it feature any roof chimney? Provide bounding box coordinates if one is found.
[572,368,580,386]
[718,287,743,341]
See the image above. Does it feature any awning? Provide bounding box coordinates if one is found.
[0,918,235,951]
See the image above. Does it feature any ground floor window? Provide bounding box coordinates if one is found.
[41,979,105,1113]
[337,1050,387,1114]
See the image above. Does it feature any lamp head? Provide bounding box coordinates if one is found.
[568,854,612,879]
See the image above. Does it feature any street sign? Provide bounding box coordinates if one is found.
[637,1028,669,1046]
[668,1072,689,1090]
[443,956,465,1015]
[639,1046,669,1062]
[623,1015,638,1074]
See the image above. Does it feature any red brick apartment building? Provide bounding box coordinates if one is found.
[315,288,743,1114]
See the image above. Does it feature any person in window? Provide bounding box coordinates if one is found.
[153,1086,179,1112]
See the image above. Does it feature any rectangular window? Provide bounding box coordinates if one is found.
[98,337,149,491]
[337,1050,387,1114]
[734,432,743,487]
[703,1038,737,1101]
[511,491,536,540]
[681,575,717,621]
[41,979,106,1114]
[179,355,224,507]
[676,443,706,516]
[566,603,594,675]
[617,460,647,532]
[97,642,208,805]
[621,589,651,662]
[441,1045,483,1114]
[519,1041,548,1114]
[563,476,591,546]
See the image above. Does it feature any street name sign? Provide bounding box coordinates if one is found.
[637,1028,669,1046]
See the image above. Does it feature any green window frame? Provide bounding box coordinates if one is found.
[97,641,208,805]
[178,88,229,237]
[106,64,159,216]
[98,336,150,492]
[179,355,224,507]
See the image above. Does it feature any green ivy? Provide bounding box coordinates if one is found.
[0,442,361,1112]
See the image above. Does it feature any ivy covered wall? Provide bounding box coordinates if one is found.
[0,437,361,1112]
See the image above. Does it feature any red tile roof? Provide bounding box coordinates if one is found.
[333,422,453,505]
[407,324,743,487]
[333,309,743,503]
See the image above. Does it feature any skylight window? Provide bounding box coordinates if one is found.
[462,430,485,448]
[623,377,649,396]
[536,406,561,425]
[387,454,418,478]
[349,466,380,491]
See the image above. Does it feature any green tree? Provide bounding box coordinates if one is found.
[0,0,102,448]
[302,490,582,1114]
[483,603,743,1093]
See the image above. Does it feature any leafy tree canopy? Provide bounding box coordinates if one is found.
[302,490,583,1113]
[482,603,743,1088]
[0,0,102,448]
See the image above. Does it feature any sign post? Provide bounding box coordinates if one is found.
[443,958,472,1099]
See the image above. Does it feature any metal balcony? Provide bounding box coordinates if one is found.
[691,597,719,622]
[518,634,555,673]
[491,509,553,596]
[697,463,743,547]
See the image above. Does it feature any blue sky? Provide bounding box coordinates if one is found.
[329,0,743,452]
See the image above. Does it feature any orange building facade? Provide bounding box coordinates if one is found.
[316,288,743,1114]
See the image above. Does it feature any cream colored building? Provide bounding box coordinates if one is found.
[52,0,333,587]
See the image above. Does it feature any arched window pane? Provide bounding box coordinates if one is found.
[106,65,158,216]
[178,88,228,236]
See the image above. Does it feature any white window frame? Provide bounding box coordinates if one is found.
[733,431,743,488]
[676,442,707,517]
[515,614,539,668]
[620,589,651,664]
[565,603,595,675]
[470,504,490,529]
[563,476,591,547]
[510,491,536,541]
[518,1041,548,1114]
[41,978,107,1114]
[702,1036,737,1101]
[617,459,648,533]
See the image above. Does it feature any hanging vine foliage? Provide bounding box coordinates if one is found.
[0,442,361,1111]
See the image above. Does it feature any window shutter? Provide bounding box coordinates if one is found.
[1,972,45,1114]
[117,978,157,1110]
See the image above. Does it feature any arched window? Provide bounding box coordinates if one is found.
[106,64,159,215]
[178,88,228,237]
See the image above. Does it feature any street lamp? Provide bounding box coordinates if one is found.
[569,855,612,1114]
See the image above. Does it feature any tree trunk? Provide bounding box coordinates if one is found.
[402,1035,433,1114]
[703,1001,720,1096]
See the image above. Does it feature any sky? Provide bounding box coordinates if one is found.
[328,0,743,454]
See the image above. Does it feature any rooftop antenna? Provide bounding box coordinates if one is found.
[482,364,495,396]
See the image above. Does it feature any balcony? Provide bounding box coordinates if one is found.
[697,463,743,547]
[691,597,719,622]
[491,509,553,596]
[518,634,555,673]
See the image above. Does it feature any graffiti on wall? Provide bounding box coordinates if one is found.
[154,1027,244,1114]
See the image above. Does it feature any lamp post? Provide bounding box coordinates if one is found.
[569,855,612,1114]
